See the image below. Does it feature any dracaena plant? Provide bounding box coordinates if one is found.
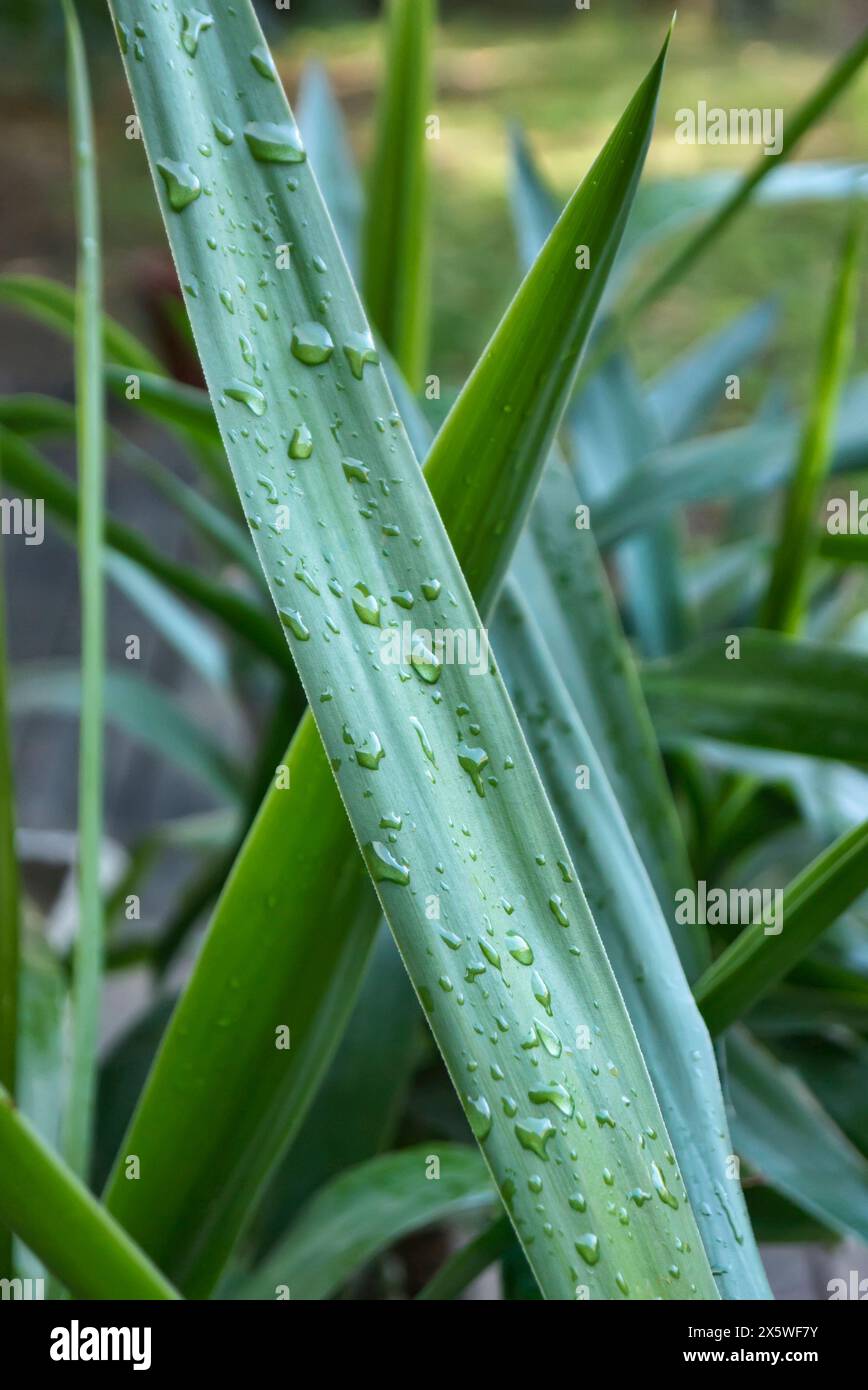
[0,0,867,1302]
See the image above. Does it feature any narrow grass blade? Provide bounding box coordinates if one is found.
[494,584,769,1298]
[0,536,20,1279]
[60,0,106,1182]
[106,2,717,1300]
[612,27,868,343]
[361,0,433,389]
[728,1029,868,1247]
[0,273,162,373]
[642,631,868,765]
[238,1145,492,1301]
[416,1215,513,1301]
[297,63,364,278]
[9,663,243,803]
[761,205,863,632]
[696,819,868,1036]
[0,429,288,670]
[0,1085,178,1299]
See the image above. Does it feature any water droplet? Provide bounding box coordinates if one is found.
[225,379,266,415]
[651,1161,679,1210]
[409,716,436,766]
[411,634,442,685]
[156,159,201,211]
[250,44,277,81]
[291,321,334,365]
[212,116,234,145]
[515,1116,556,1160]
[289,424,314,459]
[244,119,306,164]
[457,744,489,797]
[278,608,310,641]
[568,1191,587,1213]
[351,582,380,627]
[354,732,385,771]
[342,457,369,484]
[180,9,213,57]
[343,330,379,380]
[507,932,533,966]
[574,1233,600,1267]
[365,840,410,886]
[421,578,441,601]
[548,894,570,927]
[529,1082,573,1117]
[466,1094,492,1142]
[379,812,402,830]
[531,971,552,1016]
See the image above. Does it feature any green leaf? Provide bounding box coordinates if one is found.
[297,63,363,278]
[642,631,868,766]
[60,0,106,1183]
[105,2,718,1300]
[761,203,863,632]
[512,454,708,980]
[695,819,868,1036]
[9,662,244,803]
[0,273,162,373]
[238,1146,493,1301]
[0,1084,178,1299]
[361,0,433,389]
[416,1214,513,1301]
[728,1029,868,1248]
[0,428,289,671]
[493,583,769,1298]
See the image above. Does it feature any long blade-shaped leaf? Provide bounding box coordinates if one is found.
[238,1146,492,1302]
[61,0,106,1181]
[494,583,769,1298]
[361,0,433,389]
[696,819,868,1035]
[0,272,162,374]
[0,1084,178,1299]
[728,1029,868,1248]
[105,2,717,1300]
[642,631,868,766]
[761,203,863,632]
[10,663,243,803]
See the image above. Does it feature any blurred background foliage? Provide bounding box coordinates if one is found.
[2,0,866,403]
